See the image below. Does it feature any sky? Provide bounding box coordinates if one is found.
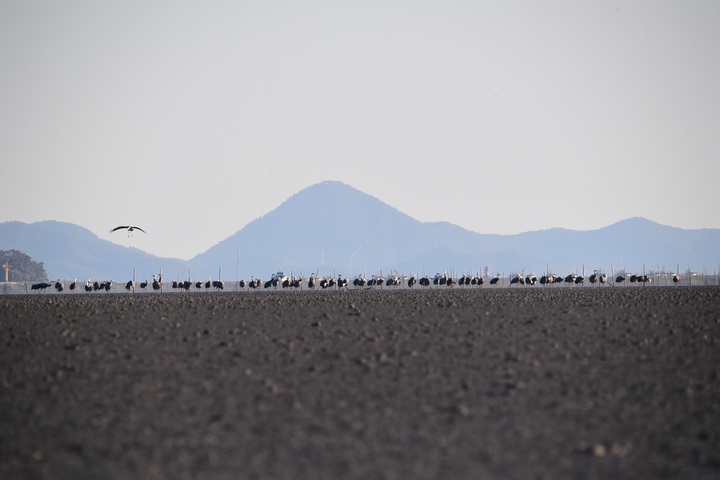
[1,1,719,260]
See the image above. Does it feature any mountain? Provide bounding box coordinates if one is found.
[2,181,718,281]
[188,181,522,278]
[494,217,720,275]
[189,180,440,278]
[0,221,189,282]
[188,181,720,278]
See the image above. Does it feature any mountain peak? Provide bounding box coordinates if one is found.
[281,180,381,208]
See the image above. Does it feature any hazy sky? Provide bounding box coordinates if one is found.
[2,1,718,260]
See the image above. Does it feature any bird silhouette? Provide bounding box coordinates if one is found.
[111,225,146,237]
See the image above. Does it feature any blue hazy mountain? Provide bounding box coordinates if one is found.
[188,181,719,279]
[2,181,718,281]
[0,220,189,282]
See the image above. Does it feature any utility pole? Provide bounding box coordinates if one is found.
[2,260,10,294]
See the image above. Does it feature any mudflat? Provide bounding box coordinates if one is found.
[1,286,718,479]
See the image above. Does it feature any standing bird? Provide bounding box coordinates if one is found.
[111,226,146,237]
[590,269,607,285]
[32,282,52,292]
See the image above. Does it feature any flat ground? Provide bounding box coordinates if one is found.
[1,286,719,479]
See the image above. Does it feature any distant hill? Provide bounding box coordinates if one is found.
[188,181,720,279]
[188,180,439,278]
[2,181,718,281]
[0,221,189,281]
[0,249,48,282]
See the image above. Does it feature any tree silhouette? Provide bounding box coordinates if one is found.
[1,250,48,282]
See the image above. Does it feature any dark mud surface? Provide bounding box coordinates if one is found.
[1,287,719,479]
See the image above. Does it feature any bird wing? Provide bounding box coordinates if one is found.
[133,226,147,233]
[111,226,129,232]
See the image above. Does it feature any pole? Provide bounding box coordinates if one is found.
[2,260,9,294]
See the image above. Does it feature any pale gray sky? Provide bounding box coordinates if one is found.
[2,1,718,260]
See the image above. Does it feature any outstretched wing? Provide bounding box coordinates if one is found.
[133,226,147,234]
[111,226,129,232]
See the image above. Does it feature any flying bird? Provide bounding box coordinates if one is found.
[111,225,146,237]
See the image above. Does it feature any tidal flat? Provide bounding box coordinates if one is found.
[1,286,719,479]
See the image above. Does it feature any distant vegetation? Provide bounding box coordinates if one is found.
[1,250,48,282]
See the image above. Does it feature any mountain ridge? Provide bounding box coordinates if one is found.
[1,181,718,280]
